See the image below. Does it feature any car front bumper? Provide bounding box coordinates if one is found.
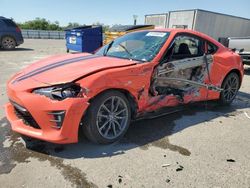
[5,85,90,144]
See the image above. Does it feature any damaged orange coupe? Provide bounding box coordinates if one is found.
[5,29,244,144]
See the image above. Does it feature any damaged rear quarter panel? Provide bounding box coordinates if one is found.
[206,48,244,99]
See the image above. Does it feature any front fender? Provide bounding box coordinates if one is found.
[76,63,154,111]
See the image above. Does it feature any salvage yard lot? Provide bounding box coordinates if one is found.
[1,39,250,188]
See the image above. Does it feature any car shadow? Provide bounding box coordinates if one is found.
[0,48,33,51]
[238,90,250,99]
[17,91,249,159]
[244,66,250,75]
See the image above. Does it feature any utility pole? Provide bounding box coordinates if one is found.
[133,15,138,25]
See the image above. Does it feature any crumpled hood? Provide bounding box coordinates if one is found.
[12,53,136,85]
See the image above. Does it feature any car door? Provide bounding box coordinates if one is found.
[150,33,221,103]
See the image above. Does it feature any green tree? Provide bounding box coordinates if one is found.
[18,18,62,30]
[47,21,61,30]
[63,22,81,30]
[92,22,110,32]
[17,18,111,32]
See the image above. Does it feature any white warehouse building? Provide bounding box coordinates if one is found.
[145,9,250,40]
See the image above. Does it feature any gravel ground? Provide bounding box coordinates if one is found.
[0,39,250,188]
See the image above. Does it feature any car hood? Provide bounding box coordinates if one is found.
[12,53,137,85]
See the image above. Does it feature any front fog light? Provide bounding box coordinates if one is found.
[48,111,65,129]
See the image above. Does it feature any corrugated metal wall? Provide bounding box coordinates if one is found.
[168,10,195,29]
[194,10,250,40]
[145,14,168,28]
[144,9,250,40]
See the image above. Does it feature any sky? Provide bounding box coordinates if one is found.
[1,0,250,26]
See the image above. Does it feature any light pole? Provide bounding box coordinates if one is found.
[133,15,138,25]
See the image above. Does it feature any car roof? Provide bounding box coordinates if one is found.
[0,16,13,21]
[152,28,210,38]
[143,28,224,48]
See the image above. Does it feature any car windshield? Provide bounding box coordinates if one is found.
[95,31,170,62]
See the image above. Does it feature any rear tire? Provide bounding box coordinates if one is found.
[82,90,131,144]
[1,36,16,50]
[219,72,240,105]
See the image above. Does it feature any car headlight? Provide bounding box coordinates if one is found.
[33,83,82,100]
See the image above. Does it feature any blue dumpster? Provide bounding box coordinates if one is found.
[65,26,103,53]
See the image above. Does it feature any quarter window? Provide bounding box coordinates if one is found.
[207,42,218,54]
[3,19,17,27]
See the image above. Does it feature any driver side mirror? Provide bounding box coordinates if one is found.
[231,48,236,52]
[239,48,244,53]
[231,48,244,53]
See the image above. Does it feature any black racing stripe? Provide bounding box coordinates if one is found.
[14,55,99,83]
[15,55,95,81]
[15,55,99,82]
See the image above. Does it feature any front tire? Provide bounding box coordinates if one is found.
[219,72,240,105]
[82,90,131,144]
[1,36,16,50]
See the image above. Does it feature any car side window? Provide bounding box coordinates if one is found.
[207,42,218,54]
[159,35,204,64]
[3,19,17,27]
[172,35,204,60]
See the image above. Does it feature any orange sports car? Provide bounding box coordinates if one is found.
[5,29,244,144]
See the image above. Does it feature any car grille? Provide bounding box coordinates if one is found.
[10,100,41,129]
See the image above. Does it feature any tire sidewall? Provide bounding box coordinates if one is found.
[219,72,240,105]
[1,36,16,50]
[83,90,131,144]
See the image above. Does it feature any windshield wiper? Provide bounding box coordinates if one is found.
[104,41,114,56]
[118,44,133,57]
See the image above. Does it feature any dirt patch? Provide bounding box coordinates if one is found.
[0,117,97,188]
[149,138,191,156]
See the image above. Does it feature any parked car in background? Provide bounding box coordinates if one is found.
[0,16,23,50]
[5,29,244,144]
[219,36,250,65]
[228,37,250,65]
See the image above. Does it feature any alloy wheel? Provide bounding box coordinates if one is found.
[2,37,16,49]
[96,96,129,139]
[222,74,239,102]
